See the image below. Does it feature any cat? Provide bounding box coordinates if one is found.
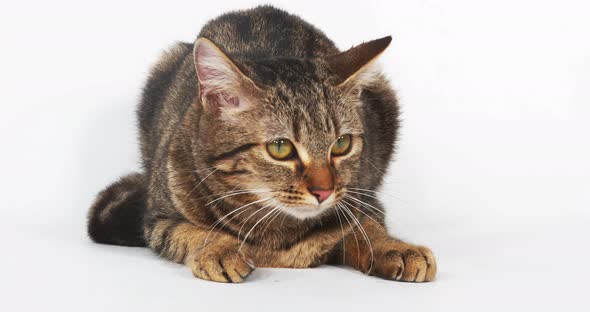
[87,5,436,283]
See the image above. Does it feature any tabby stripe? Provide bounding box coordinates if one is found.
[144,216,168,243]
[292,110,301,142]
[177,240,189,264]
[208,143,258,163]
[154,221,180,255]
[217,169,250,176]
[218,260,231,282]
[282,215,342,250]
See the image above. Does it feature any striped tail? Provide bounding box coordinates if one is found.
[87,173,147,247]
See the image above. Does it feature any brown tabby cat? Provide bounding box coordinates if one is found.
[87,5,436,283]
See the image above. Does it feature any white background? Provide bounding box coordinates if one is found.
[1,0,589,311]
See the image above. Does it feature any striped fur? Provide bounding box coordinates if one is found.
[87,5,436,283]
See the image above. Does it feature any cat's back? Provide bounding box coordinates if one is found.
[199,5,339,60]
[137,41,195,169]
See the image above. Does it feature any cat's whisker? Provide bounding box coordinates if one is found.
[203,197,273,245]
[205,189,274,206]
[341,199,382,221]
[358,154,389,176]
[334,207,347,264]
[336,203,361,267]
[344,195,386,215]
[348,187,407,203]
[237,201,275,244]
[191,166,220,173]
[340,198,386,232]
[345,189,382,201]
[189,186,262,202]
[185,181,251,205]
[279,211,289,228]
[184,168,219,199]
[258,205,284,243]
[238,204,283,253]
[207,203,268,247]
[339,204,374,275]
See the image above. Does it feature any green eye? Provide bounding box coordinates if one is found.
[331,134,352,156]
[267,139,295,160]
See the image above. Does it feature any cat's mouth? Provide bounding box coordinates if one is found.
[276,193,339,219]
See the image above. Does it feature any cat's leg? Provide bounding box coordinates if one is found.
[332,206,437,282]
[144,217,255,283]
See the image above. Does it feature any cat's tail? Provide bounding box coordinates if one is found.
[87,172,147,247]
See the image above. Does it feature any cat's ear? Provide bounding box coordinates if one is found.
[325,36,392,87]
[193,38,259,117]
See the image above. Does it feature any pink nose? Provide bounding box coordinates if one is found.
[310,188,334,203]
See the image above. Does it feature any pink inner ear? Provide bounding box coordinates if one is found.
[203,92,245,117]
[195,42,231,96]
[226,96,241,108]
[194,40,249,115]
[196,65,226,97]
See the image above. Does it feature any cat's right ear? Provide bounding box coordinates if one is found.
[325,36,392,87]
[193,38,259,117]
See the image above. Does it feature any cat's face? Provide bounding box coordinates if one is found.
[213,68,364,218]
[194,37,390,219]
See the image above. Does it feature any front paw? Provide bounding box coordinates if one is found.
[374,245,437,282]
[190,247,255,283]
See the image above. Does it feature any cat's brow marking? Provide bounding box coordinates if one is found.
[208,143,258,163]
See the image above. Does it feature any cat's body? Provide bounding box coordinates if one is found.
[88,6,436,282]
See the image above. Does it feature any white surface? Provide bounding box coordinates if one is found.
[1,0,589,311]
[2,222,588,311]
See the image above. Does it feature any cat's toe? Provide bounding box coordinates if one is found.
[417,246,437,282]
[375,250,405,280]
[191,250,255,283]
[401,247,436,282]
[221,251,255,283]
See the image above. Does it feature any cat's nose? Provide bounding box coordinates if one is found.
[309,187,334,203]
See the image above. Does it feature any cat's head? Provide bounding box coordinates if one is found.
[193,36,391,219]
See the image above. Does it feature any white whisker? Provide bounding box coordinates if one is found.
[340,198,386,232]
[239,204,283,253]
[348,187,407,204]
[344,194,386,215]
[205,189,273,206]
[336,203,361,267]
[237,201,275,242]
[334,208,346,264]
[340,204,374,274]
[185,168,219,199]
[258,206,284,242]
[203,197,273,245]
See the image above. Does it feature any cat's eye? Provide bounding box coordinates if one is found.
[267,139,295,160]
[331,134,352,156]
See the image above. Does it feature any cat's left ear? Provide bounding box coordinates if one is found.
[193,38,260,117]
[325,36,392,87]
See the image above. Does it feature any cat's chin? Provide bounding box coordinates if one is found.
[280,204,333,220]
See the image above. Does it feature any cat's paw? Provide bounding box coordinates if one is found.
[190,247,255,283]
[374,245,436,282]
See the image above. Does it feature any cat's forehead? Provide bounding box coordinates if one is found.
[254,85,362,146]
[245,57,327,87]
[242,58,363,145]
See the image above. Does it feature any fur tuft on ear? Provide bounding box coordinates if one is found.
[194,38,256,116]
[325,36,392,87]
